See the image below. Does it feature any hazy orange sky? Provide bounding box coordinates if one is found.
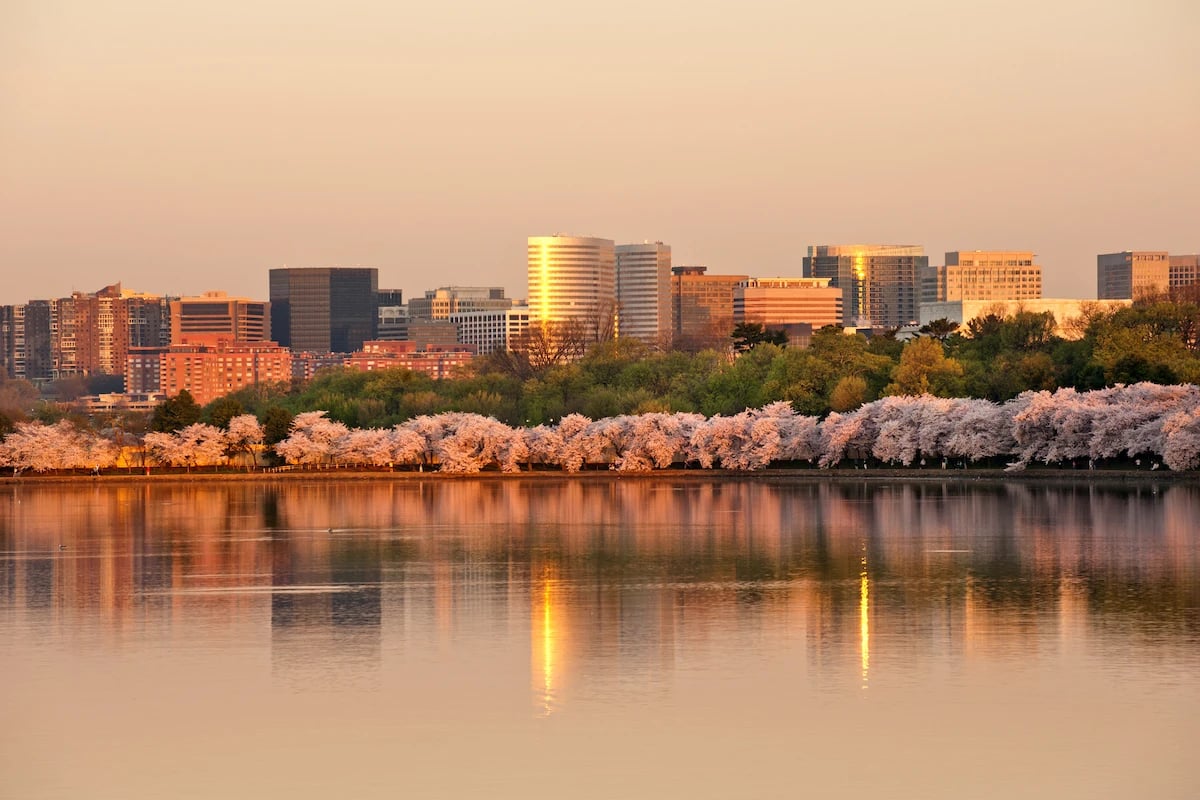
[1,0,1196,305]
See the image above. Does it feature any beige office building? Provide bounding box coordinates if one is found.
[929,251,1043,302]
[527,235,616,341]
[1097,251,1170,299]
[615,242,672,345]
[1169,255,1200,292]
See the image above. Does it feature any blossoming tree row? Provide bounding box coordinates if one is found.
[3,383,1200,474]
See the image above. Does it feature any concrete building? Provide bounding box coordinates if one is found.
[733,277,843,332]
[408,286,512,321]
[804,245,927,329]
[670,266,749,352]
[527,236,616,341]
[170,291,269,346]
[615,242,671,345]
[919,299,1132,340]
[1097,251,1170,300]
[159,341,292,405]
[923,251,1043,304]
[269,267,379,353]
[451,307,532,355]
[1169,255,1200,293]
[345,340,476,380]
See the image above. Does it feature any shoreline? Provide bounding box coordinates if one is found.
[2,466,1194,486]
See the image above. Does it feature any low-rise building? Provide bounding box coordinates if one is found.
[345,340,476,380]
[160,341,292,404]
[450,307,532,355]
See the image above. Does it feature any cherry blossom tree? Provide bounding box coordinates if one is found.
[145,423,227,470]
[224,414,265,470]
[274,411,350,466]
[1162,405,1200,471]
[0,421,116,472]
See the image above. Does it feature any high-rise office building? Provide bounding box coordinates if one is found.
[615,242,672,345]
[269,267,379,353]
[527,236,616,342]
[670,266,749,352]
[1097,251,1170,300]
[170,291,270,346]
[923,251,1043,304]
[804,245,927,328]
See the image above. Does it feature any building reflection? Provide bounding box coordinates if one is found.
[0,478,1197,712]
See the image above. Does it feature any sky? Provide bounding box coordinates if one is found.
[1,0,1197,305]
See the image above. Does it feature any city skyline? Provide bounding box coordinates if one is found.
[2,1,1196,306]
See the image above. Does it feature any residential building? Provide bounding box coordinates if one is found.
[804,245,927,328]
[1097,251,1170,299]
[345,340,476,380]
[670,266,749,352]
[615,242,672,345]
[170,291,269,346]
[527,235,616,341]
[733,277,843,331]
[405,319,460,348]
[159,341,292,405]
[451,307,532,355]
[269,267,379,353]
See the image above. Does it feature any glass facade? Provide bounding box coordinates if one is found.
[270,268,379,353]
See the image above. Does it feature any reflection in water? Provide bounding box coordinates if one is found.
[860,550,869,690]
[1,478,1198,798]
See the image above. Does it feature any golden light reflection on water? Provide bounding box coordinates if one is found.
[860,554,869,690]
[532,565,564,716]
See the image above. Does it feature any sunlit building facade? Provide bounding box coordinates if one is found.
[670,266,749,352]
[615,242,671,345]
[733,277,843,330]
[923,251,1043,303]
[159,341,292,405]
[804,245,927,329]
[1169,255,1200,292]
[1097,251,1170,300]
[527,236,616,341]
[408,286,513,321]
[170,291,270,346]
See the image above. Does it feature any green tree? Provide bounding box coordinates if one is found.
[150,391,202,432]
[885,338,965,397]
[261,406,294,446]
[203,397,245,429]
[829,375,869,412]
[731,323,788,352]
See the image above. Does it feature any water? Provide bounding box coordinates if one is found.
[1,477,1197,799]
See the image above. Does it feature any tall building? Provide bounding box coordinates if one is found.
[0,307,14,379]
[1097,251,1170,300]
[407,286,512,321]
[803,245,927,328]
[527,236,616,341]
[17,301,52,382]
[670,266,749,352]
[615,242,671,345]
[170,291,269,346]
[269,267,379,353]
[924,251,1043,303]
[733,278,843,330]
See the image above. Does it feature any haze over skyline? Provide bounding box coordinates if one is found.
[2,0,1196,306]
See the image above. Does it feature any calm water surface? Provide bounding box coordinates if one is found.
[1,478,1197,799]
